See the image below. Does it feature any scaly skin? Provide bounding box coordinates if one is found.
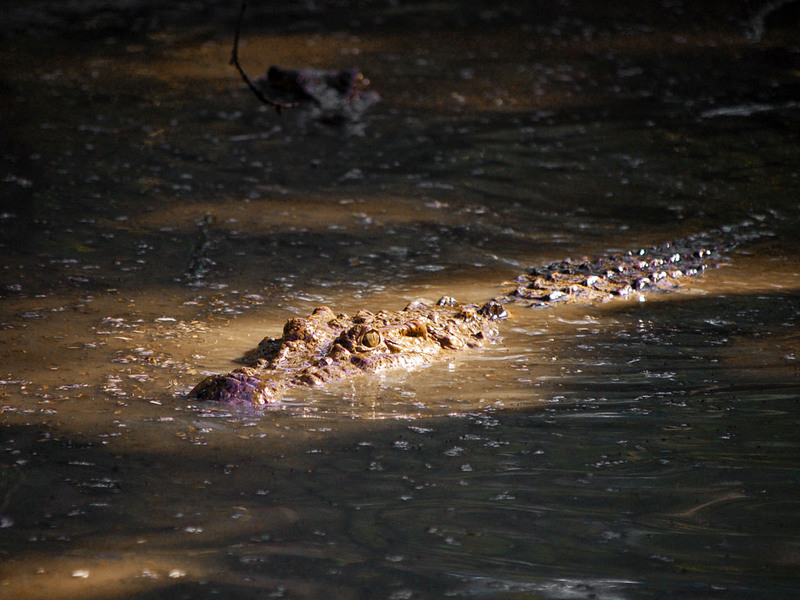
[191,228,762,405]
[509,237,717,306]
[189,299,507,405]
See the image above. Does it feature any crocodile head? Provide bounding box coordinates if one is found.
[189,299,507,405]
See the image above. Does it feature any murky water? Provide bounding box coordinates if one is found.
[2,1,799,598]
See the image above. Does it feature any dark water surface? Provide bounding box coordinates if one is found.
[2,1,800,598]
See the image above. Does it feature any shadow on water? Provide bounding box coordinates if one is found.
[2,0,800,599]
[2,0,798,302]
[2,285,799,599]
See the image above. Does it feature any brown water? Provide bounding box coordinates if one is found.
[2,1,800,598]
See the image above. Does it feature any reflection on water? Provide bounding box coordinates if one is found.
[2,1,800,598]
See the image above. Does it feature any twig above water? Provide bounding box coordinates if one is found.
[229,0,299,113]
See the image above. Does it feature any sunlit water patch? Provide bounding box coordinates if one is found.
[2,2,800,599]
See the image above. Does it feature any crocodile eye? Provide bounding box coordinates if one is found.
[360,330,382,348]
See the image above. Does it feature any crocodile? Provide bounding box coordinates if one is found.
[189,227,765,405]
